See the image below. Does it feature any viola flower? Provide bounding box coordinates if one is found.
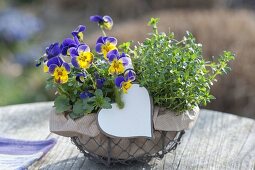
[72,25,86,42]
[107,50,129,64]
[47,57,71,84]
[107,50,129,75]
[70,44,94,69]
[90,15,113,30]
[95,36,117,59]
[115,76,132,94]
[76,72,87,83]
[45,42,61,60]
[80,90,93,99]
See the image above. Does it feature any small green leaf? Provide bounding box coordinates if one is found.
[73,100,84,115]
[83,99,94,114]
[95,89,103,97]
[54,95,71,113]
[148,17,159,27]
[102,97,112,109]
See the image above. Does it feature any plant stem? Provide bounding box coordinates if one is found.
[57,85,70,97]
[114,87,124,109]
[176,39,187,45]
[92,63,100,72]
[84,69,96,89]
[100,27,106,36]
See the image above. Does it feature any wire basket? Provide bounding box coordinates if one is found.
[71,130,185,167]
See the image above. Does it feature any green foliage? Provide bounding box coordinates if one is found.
[130,19,235,114]
[54,95,71,113]
[71,99,84,119]
[68,89,112,118]
[89,89,112,109]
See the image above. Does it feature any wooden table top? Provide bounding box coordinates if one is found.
[0,102,254,170]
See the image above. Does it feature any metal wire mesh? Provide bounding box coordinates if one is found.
[71,130,185,167]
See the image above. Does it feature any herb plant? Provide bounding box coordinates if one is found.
[128,18,235,114]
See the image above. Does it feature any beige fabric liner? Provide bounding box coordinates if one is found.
[50,106,199,159]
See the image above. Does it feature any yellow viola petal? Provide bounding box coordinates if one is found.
[78,32,84,41]
[122,80,132,93]
[108,59,125,75]
[43,65,49,73]
[77,52,94,69]
[53,66,69,84]
[103,22,112,30]
[101,43,117,59]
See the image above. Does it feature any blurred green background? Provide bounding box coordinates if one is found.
[0,0,255,119]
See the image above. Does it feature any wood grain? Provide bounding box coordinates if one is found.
[0,102,254,169]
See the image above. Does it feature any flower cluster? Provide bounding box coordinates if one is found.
[37,15,136,118]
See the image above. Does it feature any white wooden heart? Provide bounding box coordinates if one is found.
[97,84,152,138]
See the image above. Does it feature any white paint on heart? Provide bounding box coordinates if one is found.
[97,84,152,138]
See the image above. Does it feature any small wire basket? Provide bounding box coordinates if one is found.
[71,130,185,167]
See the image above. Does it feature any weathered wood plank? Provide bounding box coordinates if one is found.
[163,110,255,170]
[0,102,53,140]
[0,102,254,169]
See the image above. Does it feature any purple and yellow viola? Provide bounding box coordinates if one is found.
[107,49,129,75]
[76,72,87,83]
[90,15,113,30]
[46,57,71,84]
[70,44,94,69]
[115,75,133,94]
[95,36,117,59]
[72,25,86,42]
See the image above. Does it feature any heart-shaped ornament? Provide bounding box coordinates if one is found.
[97,84,152,138]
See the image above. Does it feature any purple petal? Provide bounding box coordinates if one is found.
[71,57,79,68]
[124,69,136,82]
[48,64,58,74]
[95,43,103,53]
[74,36,80,45]
[78,44,90,53]
[120,57,130,66]
[103,16,113,24]
[106,37,117,46]
[107,49,118,62]
[96,78,106,89]
[63,62,70,73]
[96,36,107,44]
[69,47,78,58]
[46,42,61,59]
[115,76,125,88]
[47,56,63,67]
[90,15,104,23]
[80,90,93,99]
[60,38,77,55]
[118,52,126,59]
[62,38,76,46]
[72,25,86,37]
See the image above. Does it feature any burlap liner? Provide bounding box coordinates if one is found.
[153,106,200,131]
[50,106,199,159]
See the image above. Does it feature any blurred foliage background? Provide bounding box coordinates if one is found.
[0,0,255,119]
